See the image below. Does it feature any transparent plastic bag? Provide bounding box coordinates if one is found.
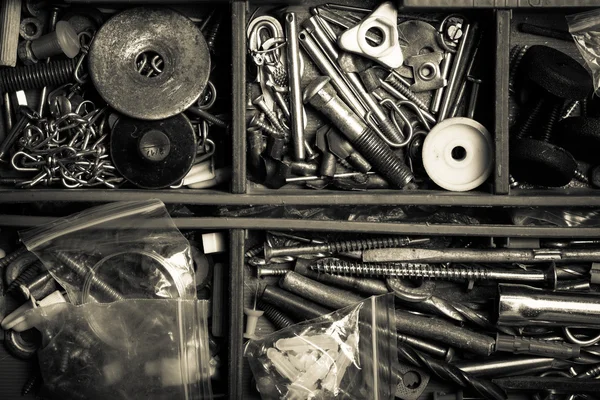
[567,10,600,94]
[512,207,600,227]
[19,200,196,304]
[24,299,213,400]
[245,294,398,400]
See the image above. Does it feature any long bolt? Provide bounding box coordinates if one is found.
[253,95,286,133]
[56,252,124,302]
[257,300,295,329]
[312,259,558,288]
[381,75,430,113]
[261,284,331,320]
[265,236,421,261]
[303,77,415,189]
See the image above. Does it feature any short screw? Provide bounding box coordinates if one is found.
[245,244,264,258]
[256,267,291,278]
[312,259,558,288]
[265,236,423,261]
[257,300,295,329]
[21,372,41,396]
[249,113,286,138]
[253,95,286,133]
[574,169,589,184]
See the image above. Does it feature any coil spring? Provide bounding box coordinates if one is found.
[0,59,77,93]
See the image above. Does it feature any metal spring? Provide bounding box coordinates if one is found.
[257,300,294,329]
[5,261,41,295]
[0,59,77,93]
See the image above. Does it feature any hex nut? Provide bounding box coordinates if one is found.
[17,41,37,65]
[20,17,42,41]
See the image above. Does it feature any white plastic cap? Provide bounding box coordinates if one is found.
[202,232,226,254]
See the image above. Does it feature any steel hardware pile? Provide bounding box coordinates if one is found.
[247,2,493,192]
[245,231,600,399]
[0,1,228,189]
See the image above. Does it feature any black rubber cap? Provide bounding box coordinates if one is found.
[510,138,577,187]
[520,45,592,100]
[556,117,600,163]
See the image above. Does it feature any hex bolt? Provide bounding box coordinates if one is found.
[257,300,295,329]
[311,258,558,288]
[253,95,286,133]
[55,252,124,302]
[265,236,419,261]
[303,77,415,189]
[249,113,286,138]
[18,20,80,65]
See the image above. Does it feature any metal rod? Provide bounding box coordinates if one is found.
[3,92,13,133]
[285,13,305,161]
[438,23,471,121]
[454,356,570,377]
[431,52,452,114]
[363,247,600,263]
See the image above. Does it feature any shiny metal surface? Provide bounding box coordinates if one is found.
[285,13,305,161]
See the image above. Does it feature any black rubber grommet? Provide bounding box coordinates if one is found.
[510,138,577,187]
[556,117,600,163]
[4,329,40,360]
[520,45,592,100]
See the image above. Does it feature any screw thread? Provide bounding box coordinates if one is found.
[581,97,589,117]
[0,58,77,93]
[385,75,429,112]
[264,109,286,133]
[245,245,264,258]
[377,117,406,144]
[257,300,294,329]
[509,45,529,92]
[6,260,42,295]
[257,267,290,278]
[254,118,286,138]
[338,159,354,171]
[56,252,124,302]
[579,364,600,378]
[326,237,410,253]
[189,107,227,128]
[21,372,41,396]
[205,15,222,52]
[313,259,489,280]
[561,100,579,120]
[515,99,545,139]
[509,175,520,188]
[539,101,562,142]
[574,169,588,183]
[0,246,27,269]
[352,128,414,189]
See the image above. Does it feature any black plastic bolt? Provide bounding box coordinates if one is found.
[0,58,77,93]
[257,300,294,329]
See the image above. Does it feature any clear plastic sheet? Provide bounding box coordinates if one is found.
[24,299,213,400]
[245,294,398,400]
[512,208,600,227]
[19,200,196,304]
[567,10,600,95]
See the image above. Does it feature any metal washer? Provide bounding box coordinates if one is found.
[89,7,210,120]
[111,113,197,189]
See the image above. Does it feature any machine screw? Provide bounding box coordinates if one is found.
[265,236,421,261]
[249,113,286,138]
[311,259,558,288]
[256,267,290,278]
[56,252,124,302]
[257,300,295,329]
[0,58,77,93]
[304,77,416,189]
[253,95,286,133]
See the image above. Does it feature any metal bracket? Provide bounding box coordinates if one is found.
[405,51,446,92]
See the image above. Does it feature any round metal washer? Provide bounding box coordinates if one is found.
[111,113,197,189]
[89,7,210,120]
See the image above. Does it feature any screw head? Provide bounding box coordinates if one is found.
[303,76,334,108]
[446,24,463,42]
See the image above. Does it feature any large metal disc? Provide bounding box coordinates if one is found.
[89,7,210,120]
